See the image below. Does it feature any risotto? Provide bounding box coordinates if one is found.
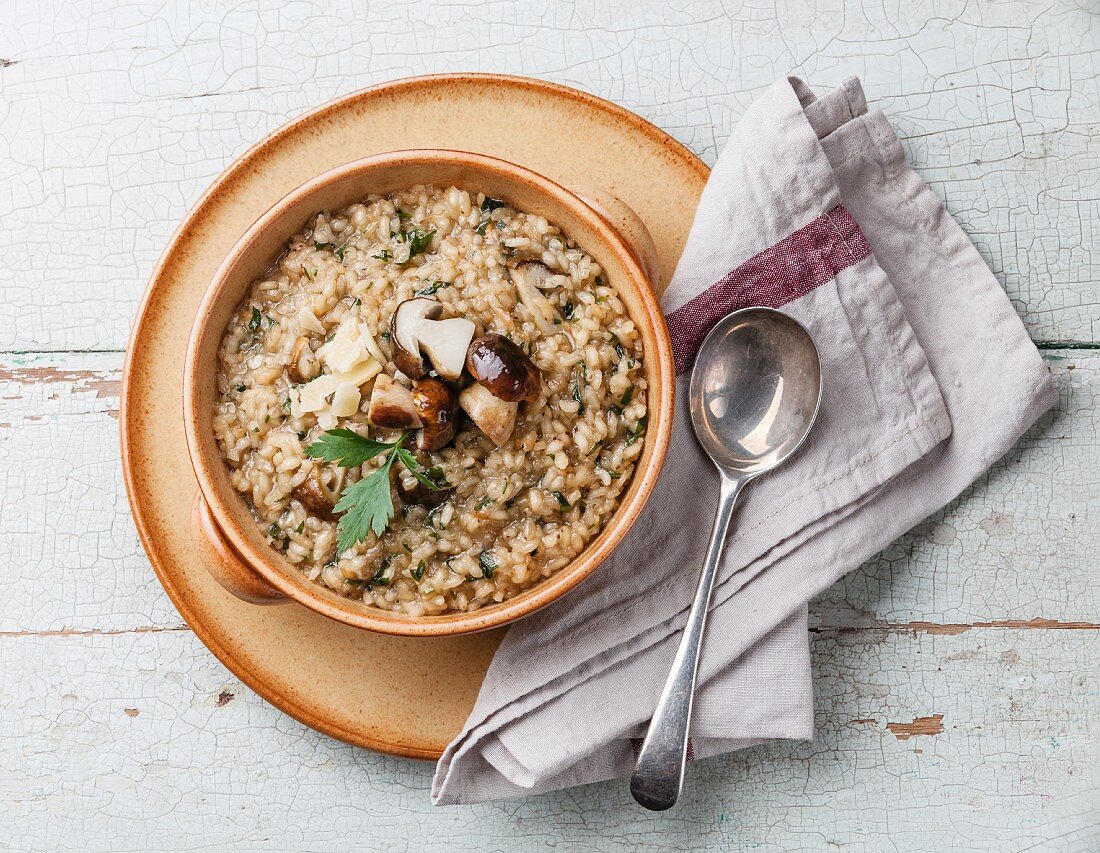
[213,185,647,617]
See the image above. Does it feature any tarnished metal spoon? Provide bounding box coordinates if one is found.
[630,306,822,811]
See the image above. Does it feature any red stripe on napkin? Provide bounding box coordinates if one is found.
[667,205,871,375]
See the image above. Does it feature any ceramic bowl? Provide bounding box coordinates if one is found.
[184,149,674,636]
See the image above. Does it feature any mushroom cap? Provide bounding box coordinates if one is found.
[412,376,459,452]
[368,373,422,429]
[465,334,542,402]
[390,298,443,379]
[459,382,519,447]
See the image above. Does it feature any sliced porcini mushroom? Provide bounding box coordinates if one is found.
[465,334,542,402]
[459,382,519,446]
[512,259,557,289]
[292,465,346,522]
[287,336,318,384]
[510,262,559,334]
[368,373,422,429]
[390,298,476,380]
[412,377,459,452]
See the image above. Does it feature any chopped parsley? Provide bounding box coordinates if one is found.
[475,497,494,510]
[626,416,647,447]
[475,220,490,236]
[552,491,571,509]
[400,228,435,258]
[479,551,499,579]
[372,249,393,262]
[480,196,506,212]
[561,301,575,320]
[248,306,262,332]
[411,560,426,582]
[415,280,450,297]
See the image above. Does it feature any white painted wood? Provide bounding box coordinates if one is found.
[1,3,1098,849]
[0,0,1096,351]
[0,625,1095,851]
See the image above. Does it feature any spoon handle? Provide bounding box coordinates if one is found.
[630,473,746,811]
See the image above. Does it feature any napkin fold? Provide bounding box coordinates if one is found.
[432,76,1057,805]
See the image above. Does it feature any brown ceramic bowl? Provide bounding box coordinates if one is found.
[184,149,674,637]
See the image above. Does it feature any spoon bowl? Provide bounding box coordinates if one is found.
[630,306,822,811]
[690,307,822,475]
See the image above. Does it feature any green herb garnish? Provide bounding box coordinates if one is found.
[626,416,647,447]
[561,301,575,320]
[415,280,449,297]
[248,307,262,332]
[305,428,396,468]
[303,429,449,550]
[479,551,499,579]
[235,384,246,393]
[481,196,506,212]
[401,228,435,258]
[335,244,348,262]
[411,560,426,581]
[315,241,332,251]
[475,497,494,510]
[553,491,571,509]
[372,249,393,261]
[395,447,451,491]
[475,220,490,236]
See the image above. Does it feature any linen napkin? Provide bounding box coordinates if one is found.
[432,76,1057,805]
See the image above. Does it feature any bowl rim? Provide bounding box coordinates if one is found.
[183,147,675,637]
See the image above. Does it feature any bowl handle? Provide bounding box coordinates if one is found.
[191,493,286,604]
[571,187,661,293]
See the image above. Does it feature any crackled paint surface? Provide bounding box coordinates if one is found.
[1,2,1098,851]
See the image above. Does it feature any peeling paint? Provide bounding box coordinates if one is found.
[887,714,945,740]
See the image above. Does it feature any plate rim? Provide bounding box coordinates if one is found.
[119,72,709,759]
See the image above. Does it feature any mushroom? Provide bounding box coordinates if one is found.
[368,373,422,429]
[291,465,346,522]
[465,334,542,402]
[512,259,557,289]
[390,298,476,380]
[509,262,559,334]
[412,377,459,452]
[459,382,518,446]
[287,336,318,383]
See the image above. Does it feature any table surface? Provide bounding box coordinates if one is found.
[1,2,1097,851]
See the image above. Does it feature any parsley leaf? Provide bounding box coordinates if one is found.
[480,196,506,212]
[411,560,426,581]
[561,301,574,320]
[553,491,571,509]
[372,249,393,261]
[305,428,397,467]
[248,306,262,332]
[395,448,451,491]
[333,445,402,550]
[475,220,490,236]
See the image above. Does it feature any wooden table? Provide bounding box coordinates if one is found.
[1,2,1096,850]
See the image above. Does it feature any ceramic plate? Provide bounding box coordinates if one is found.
[120,73,707,758]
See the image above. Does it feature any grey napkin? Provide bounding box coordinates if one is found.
[432,76,1057,805]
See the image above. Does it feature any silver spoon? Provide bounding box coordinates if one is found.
[630,306,822,811]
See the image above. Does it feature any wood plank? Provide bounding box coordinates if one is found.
[1,351,1096,635]
[0,1,1096,352]
[0,626,1094,850]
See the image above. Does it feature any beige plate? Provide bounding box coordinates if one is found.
[121,73,707,759]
